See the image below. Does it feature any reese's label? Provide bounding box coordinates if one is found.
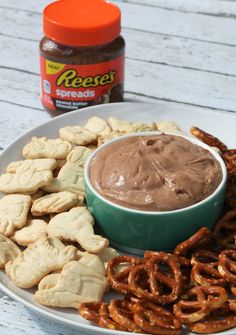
[40,56,124,112]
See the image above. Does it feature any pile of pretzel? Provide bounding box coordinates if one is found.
[78,127,236,334]
[191,126,236,209]
[79,209,236,334]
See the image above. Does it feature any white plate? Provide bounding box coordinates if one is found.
[0,102,236,335]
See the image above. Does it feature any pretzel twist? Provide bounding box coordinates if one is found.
[173,286,227,324]
[231,286,236,296]
[190,126,227,152]
[127,252,182,304]
[228,299,236,313]
[133,300,182,335]
[107,255,142,294]
[108,299,143,333]
[79,301,102,324]
[225,184,236,209]
[218,249,236,284]
[201,286,228,311]
[173,287,209,324]
[174,228,212,256]
[191,250,225,286]
[80,210,236,334]
[223,149,236,172]
[187,303,236,334]
[99,302,127,331]
[79,301,127,331]
[213,209,236,249]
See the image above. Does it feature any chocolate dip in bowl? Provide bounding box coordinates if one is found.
[84,132,227,254]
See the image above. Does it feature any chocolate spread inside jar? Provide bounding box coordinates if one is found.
[89,134,222,211]
[40,0,125,116]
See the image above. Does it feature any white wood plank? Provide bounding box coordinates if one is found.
[0,0,236,334]
[0,8,41,41]
[124,92,230,114]
[1,58,236,113]
[117,0,236,16]
[0,90,228,153]
[0,101,49,149]
[119,2,236,46]
[0,0,49,12]
[125,58,236,112]
[2,29,236,77]
[2,0,236,17]
[1,3,236,46]
[123,30,236,76]
[1,8,236,112]
[0,68,41,109]
[0,295,80,335]
[0,92,227,153]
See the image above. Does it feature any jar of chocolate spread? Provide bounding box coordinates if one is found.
[40,0,125,115]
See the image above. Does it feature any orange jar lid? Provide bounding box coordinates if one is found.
[43,0,121,47]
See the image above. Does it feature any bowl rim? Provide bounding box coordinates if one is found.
[84,131,227,215]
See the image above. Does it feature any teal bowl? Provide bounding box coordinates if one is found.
[84,132,227,255]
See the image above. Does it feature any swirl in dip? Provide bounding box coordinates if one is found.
[89,134,222,211]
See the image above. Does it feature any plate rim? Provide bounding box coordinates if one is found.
[0,101,236,335]
[1,101,236,161]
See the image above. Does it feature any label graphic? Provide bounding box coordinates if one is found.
[40,56,124,111]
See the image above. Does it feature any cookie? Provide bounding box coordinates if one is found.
[35,261,107,308]
[79,252,106,275]
[22,137,72,159]
[43,162,84,195]
[55,159,66,169]
[108,117,157,133]
[0,170,53,194]
[77,247,119,270]
[59,126,97,145]
[97,130,122,146]
[107,116,135,133]
[43,179,84,195]
[5,235,77,288]
[58,162,84,183]
[132,122,157,132]
[10,219,47,246]
[6,159,57,173]
[84,116,111,136]
[157,120,183,134]
[47,207,109,253]
[0,234,21,268]
[31,190,45,201]
[38,273,60,291]
[0,195,31,236]
[97,247,119,269]
[38,251,107,290]
[66,146,93,167]
[31,191,79,216]
[53,159,66,176]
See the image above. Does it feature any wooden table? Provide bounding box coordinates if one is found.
[0,0,235,334]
